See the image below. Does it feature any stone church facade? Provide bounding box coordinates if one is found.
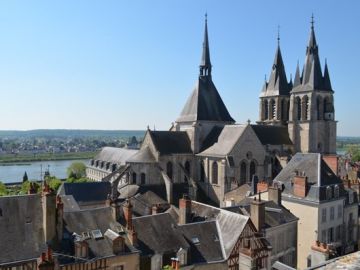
[97,16,337,208]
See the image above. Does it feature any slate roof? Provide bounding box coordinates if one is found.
[62,207,134,258]
[0,194,46,264]
[93,147,138,165]
[200,126,224,152]
[198,125,247,157]
[292,23,333,92]
[273,153,345,203]
[125,191,169,217]
[224,184,251,203]
[176,76,235,123]
[251,124,292,145]
[149,131,193,155]
[58,182,111,208]
[179,221,224,263]
[132,213,190,256]
[306,250,360,270]
[127,146,156,163]
[225,198,298,229]
[260,44,291,97]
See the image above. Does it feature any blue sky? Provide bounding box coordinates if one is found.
[0,1,359,136]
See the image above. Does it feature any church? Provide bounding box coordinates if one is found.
[94,15,337,207]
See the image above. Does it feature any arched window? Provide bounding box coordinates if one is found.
[132,172,137,184]
[302,95,309,120]
[326,186,332,200]
[95,160,99,167]
[334,185,340,198]
[140,173,146,185]
[324,97,334,113]
[166,161,173,180]
[270,99,276,119]
[317,96,322,120]
[212,161,218,184]
[200,161,205,182]
[249,161,257,182]
[264,100,269,120]
[296,97,301,120]
[240,161,247,185]
[112,164,117,172]
[280,99,286,120]
[106,162,110,170]
[184,161,191,182]
[90,159,94,166]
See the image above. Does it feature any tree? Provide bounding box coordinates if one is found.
[346,145,360,162]
[67,162,86,179]
[47,177,62,191]
[21,181,40,194]
[0,181,7,196]
[23,171,28,183]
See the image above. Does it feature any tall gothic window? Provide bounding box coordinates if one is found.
[140,173,146,185]
[200,161,205,182]
[212,161,218,184]
[280,99,286,120]
[264,100,269,120]
[270,99,276,119]
[166,161,173,180]
[296,97,301,121]
[132,172,137,184]
[249,161,257,182]
[240,161,247,185]
[317,96,322,120]
[302,95,309,120]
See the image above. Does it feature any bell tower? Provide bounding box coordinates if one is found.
[288,16,336,154]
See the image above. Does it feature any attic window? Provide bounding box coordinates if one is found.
[326,186,332,200]
[191,237,200,245]
[91,229,103,239]
[334,185,340,198]
[82,232,91,239]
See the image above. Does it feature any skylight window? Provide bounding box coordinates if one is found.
[91,229,103,239]
[191,237,200,244]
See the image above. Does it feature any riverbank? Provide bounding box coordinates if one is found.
[0,151,96,164]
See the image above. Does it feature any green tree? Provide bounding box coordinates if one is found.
[67,162,86,179]
[21,181,40,194]
[346,145,360,162]
[0,181,8,196]
[23,171,28,182]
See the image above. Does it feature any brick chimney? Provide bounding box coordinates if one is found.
[268,183,282,205]
[171,258,180,270]
[37,247,54,270]
[250,194,266,232]
[179,194,191,225]
[56,196,64,242]
[293,171,308,198]
[123,199,133,230]
[104,229,125,254]
[74,240,89,258]
[257,181,268,193]
[42,183,56,244]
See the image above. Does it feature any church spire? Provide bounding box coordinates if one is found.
[323,59,332,90]
[302,14,323,88]
[199,13,212,77]
[264,29,290,96]
[293,61,301,87]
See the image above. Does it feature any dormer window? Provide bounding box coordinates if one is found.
[334,185,340,198]
[326,186,332,200]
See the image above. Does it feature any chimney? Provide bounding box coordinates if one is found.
[171,258,180,270]
[74,240,89,258]
[268,183,282,205]
[250,195,266,232]
[42,183,56,244]
[56,196,64,242]
[293,172,308,198]
[257,180,269,193]
[123,199,133,230]
[37,247,54,270]
[111,200,121,221]
[251,175,259,194]
[179,194,191,225]
[129,227,138,247]
[152,204,159,215]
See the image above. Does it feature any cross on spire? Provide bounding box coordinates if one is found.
[277,25,280,46]
[311,13,315,29]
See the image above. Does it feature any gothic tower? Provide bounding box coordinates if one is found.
[258,32,292,126]
[288,17,336,154]
[174,15,235,153]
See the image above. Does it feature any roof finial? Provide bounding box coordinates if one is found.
[277,25,280,46]
[205,12,207,22]
[311,13,315,29]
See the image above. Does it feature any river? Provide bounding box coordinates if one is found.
[0,159,89,183]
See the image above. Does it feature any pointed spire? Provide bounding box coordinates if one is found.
[264,31,290,96]
[302,14,322,88]
[199,13,212,77]
[293,61,301,87]
[323,59,332,90]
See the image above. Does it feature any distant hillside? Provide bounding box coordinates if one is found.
[0,129,146,139]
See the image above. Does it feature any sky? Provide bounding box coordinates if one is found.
[0,1,359,136]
